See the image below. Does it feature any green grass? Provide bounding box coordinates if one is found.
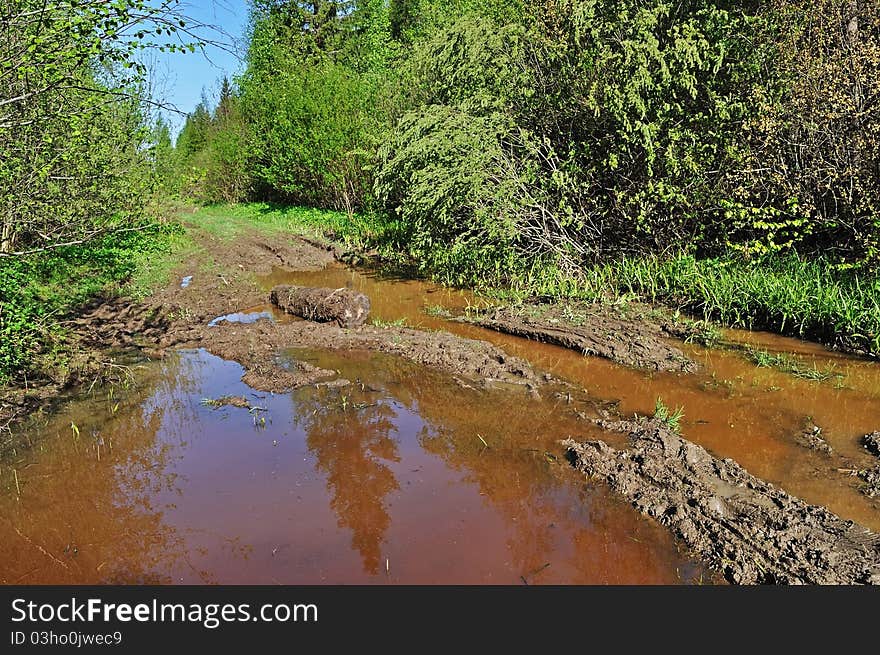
[495,254,880,358]
[189,202,392,251]
[745,347,840,381]
[605,255,880,357]
[0,223,182,383]
[125,226,198,300]
[653,397,685,433]
[424,305,452,318]
[371,317,408,328]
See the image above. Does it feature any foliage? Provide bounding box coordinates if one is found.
[0,226,179,383]
[10,0,878,384]
[172,1,880,275]
[375,105,525,283]
[175,0,879,358]
[175,80,252,203]
[368,1,765,274]
[0,0,198,255]
[240,53,379,211]
[731,0,880,264]
[0,1,203,382]
[654,397,684,432]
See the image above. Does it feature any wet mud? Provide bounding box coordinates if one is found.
[471,305,697,373]
[4,212,880,584]
[564,420,880,584]
[193,319,542,393]
[795,423,834,455]
[858,433,880,499]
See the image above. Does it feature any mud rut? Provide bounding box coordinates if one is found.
[6,225,880,585]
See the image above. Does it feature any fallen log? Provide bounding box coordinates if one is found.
[270,285,371,328]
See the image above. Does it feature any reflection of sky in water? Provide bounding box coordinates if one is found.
[207,311,274,327]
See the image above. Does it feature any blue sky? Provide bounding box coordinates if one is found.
[150,1,251,134]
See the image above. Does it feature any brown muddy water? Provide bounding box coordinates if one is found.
[269,265,880,530]
[2,263,879,584]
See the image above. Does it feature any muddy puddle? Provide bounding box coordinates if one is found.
[2,260,879,584]
[266,264,880,531]
[0,349,706,584]
[207,306,287,328]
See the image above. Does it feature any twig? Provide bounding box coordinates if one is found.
[11,525,68,570]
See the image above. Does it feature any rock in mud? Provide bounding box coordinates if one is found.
[202,395,252,409]
[796,423,833,454]
[270,285,371,328]
[859,466,880,498]
[863,432,880,458]
[472,306,697,373]
[564,420,880,585]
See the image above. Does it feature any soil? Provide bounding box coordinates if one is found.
[186,319,541,393]
[270,284,371,327]
[470,305,698,373]
[0,230,331,432]
[564,420,880,584]
[5,214,880,584]
[859,468,880,498]
[8,223,544,398]
[795,423,833,454]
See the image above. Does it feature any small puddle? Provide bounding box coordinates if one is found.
[207,304,289,328]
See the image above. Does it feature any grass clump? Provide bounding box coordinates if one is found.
[424,305,452,318]
[745,348,839,382]
[653,397,685,433]
[496,253,880,359]
[594,255,880,358]
[371,317,408,328]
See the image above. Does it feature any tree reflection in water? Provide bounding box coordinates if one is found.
[294,385,401,574]
[0,353,205,584]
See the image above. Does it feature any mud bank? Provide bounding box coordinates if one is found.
[471,305,697,373]
[859,433,880,498]
[77,232,337,354]
[564,420,880,584]
[190,318,543,393]
[0,229,334,431]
